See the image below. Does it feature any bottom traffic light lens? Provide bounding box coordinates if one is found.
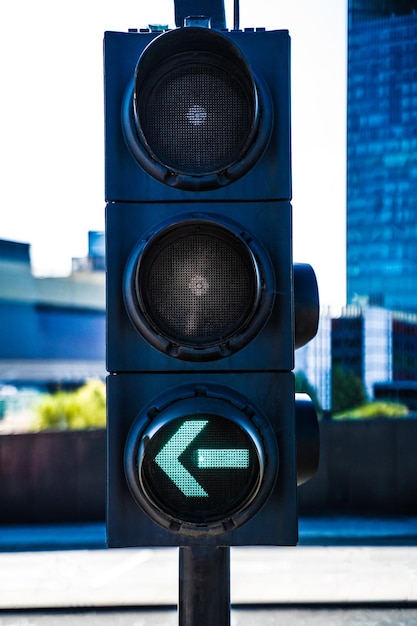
[124,384,279,535]
[140,414,261,524]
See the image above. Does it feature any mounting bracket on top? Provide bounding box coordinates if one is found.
[174,0,227,29]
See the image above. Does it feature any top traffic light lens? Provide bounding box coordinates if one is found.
[122,27,273,190]
[136,58,253,176]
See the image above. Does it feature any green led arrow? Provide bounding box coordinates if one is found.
[197,449,249,469]
[155,420,209,498]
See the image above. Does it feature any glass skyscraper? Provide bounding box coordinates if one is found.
[347,0,417,312]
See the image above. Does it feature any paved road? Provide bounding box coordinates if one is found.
[1,545,417,609]
[1,607,417,625]
[1,518,417,610]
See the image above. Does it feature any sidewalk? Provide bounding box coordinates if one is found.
[1,543,417,608]
[0,518,417,609]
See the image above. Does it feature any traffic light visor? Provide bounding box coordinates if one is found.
[122,27,273,190]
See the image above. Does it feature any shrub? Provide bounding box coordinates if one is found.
[333,401,409,420]
[32,379,106,431]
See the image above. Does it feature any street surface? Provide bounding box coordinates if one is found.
[1,518,417,618]
[1,608,417,625]
[1,544,417,608]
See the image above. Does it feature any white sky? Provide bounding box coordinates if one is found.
[0,0,347,310]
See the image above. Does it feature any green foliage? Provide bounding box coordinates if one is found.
[331,366,367,413]
[333,401,409,420]
[32,379,106,431]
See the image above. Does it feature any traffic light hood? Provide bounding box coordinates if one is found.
[104,27,291,202]
[121,26,273,191]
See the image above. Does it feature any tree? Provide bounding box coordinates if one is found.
[295,371,322,414]
[331,366,366,414]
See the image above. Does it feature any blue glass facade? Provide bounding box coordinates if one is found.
[347,1,417,312]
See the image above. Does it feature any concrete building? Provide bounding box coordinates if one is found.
[0,236,105,388]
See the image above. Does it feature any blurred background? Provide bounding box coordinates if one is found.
[0,0,417,523]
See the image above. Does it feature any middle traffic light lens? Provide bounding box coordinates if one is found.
[123,215,276,361]
[138,222,258,346]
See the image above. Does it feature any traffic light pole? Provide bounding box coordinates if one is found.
[179,546,231,626]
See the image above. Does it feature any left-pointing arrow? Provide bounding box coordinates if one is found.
[197,449,249,469]
[155,420,209,497]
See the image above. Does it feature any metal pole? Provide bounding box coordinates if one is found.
[179,546,230,626]
[233,0,240,30]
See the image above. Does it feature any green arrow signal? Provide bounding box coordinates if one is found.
[197,449,249,469]
[154,420,251,498]
[155,420,209,498]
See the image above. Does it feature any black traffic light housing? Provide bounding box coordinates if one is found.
[108,373,296,547]
[105,19,319,549]
[106,202,292,373]
[104,26,291,202]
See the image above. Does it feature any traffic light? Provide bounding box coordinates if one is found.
[104,20,319,548]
